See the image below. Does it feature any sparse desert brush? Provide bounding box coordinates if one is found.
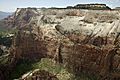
[46,10,57,15]
[56,12,66,19]
[98,13,119,22]
[66,11,77,16]
[82,11,119,23]
[64,10,84,17]
[56,10,83,19]
[82,12,97,23]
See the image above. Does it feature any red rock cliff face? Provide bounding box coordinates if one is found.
[10,31,47,61]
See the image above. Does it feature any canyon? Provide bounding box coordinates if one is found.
[0,6,120,80]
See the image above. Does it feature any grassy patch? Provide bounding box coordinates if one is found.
[10,58,73,80]
[10,58,98,80]
[33,58,73,80]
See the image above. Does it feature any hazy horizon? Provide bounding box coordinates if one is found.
[0,0,120,12]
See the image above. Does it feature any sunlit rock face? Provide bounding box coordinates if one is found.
[10,8,120,47]
[1,8,120,79]
[9,8,120,61]
[5,8,120,37]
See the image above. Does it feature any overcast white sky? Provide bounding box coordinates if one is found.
[0,0,120,12]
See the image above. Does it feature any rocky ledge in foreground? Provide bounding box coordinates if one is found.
[19,69,58,80]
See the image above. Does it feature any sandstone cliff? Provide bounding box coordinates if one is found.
[0,8,120,80]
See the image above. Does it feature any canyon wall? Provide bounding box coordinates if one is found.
[0,8,120,79]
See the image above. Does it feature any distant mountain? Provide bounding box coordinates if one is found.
[0,11,12,20]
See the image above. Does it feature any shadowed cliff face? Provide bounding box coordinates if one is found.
[0,8,120,80]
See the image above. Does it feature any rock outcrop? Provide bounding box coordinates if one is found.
[11,8,120,79]
[0,7,120,79]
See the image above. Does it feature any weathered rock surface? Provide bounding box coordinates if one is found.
[0,8,120,80]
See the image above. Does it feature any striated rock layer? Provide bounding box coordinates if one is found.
[0,8,120,79]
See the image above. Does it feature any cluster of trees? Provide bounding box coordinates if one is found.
[0,31,13,47]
